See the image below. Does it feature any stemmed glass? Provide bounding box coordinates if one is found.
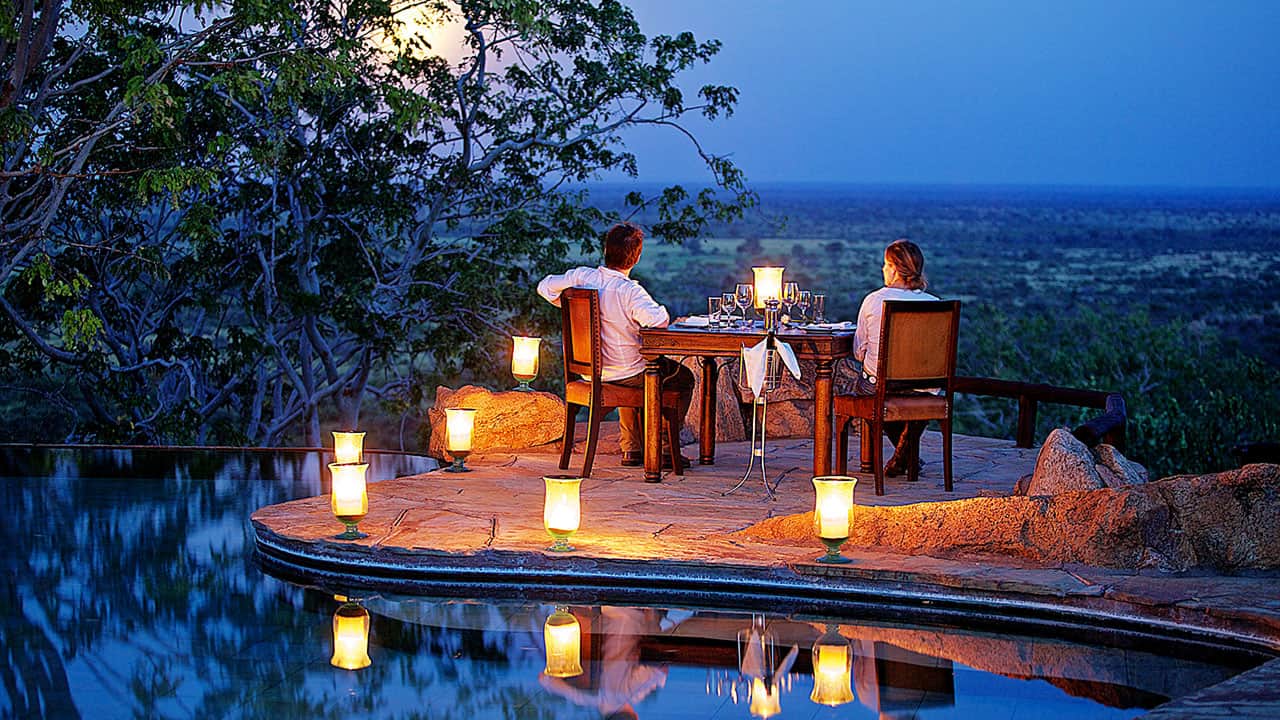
[721,292,737,326]
[797,290,812,323]
[782,282,800,323]
[734,283,754,328]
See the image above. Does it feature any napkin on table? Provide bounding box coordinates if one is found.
[675,315,711,327]
[804,321,855,330]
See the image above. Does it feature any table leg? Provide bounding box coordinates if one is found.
[814,359,834,477]
[699,358,718,465]
[644,358,662,483]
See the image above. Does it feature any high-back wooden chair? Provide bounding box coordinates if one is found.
[558,288,684,478]
[834,300,961,496]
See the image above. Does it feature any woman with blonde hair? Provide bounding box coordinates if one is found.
[851,239,938,477]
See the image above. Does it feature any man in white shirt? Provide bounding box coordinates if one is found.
[537,223,694,467]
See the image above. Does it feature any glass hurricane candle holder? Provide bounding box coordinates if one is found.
[810,624,854,706]
[751,266,784,311]
[330,600,372,670]
[332,431,365,465]
[511,335,541,391]
[543,475,583,552]
[445,407,477,472]
[543,607,584,678]
[330,462,369,540]
[812,475,856,563]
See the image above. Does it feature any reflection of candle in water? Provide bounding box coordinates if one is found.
[445,408,476,452]
[512,336,540,382]
[811,643,854,706]
[330,603,372,670]
[543,609,583,678]
[333,431,365,464]
[749,677,781,718]
[329,463,369,519]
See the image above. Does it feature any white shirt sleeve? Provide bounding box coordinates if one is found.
[853,292,878,364]
[625,283,670,328]
[537,268,582,307]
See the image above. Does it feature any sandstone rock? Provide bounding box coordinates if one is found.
[685,357,747,442]
[1013,474,1032,496]
[1026,428,1105,496]
[426,385,564,460]
[1095,444,1148,486]
[740,463,1280,572]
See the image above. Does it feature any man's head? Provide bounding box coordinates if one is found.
[603,222,644,272]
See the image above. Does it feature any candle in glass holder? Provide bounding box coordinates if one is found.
[812,476,856,564]
[511,336,540,390]
[333,431,365,464]
[446,408,476,452]
[751,266,785,309]
[330,462,369,539]
[543,475,583,551]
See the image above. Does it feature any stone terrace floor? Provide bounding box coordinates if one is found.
[252,427,1280,719]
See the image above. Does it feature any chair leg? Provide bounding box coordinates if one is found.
[872,417,885,496]
[559,403,578,470]
[581,400,603,478]
[859,419,874,473]
[835,415,849,476]
[663,409,683,476]
[942,416,954,492]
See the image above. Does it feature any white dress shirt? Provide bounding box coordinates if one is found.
[537,266,670,381]
[854,286,939,379]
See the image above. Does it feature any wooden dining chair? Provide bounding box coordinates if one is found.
[834,300,961,496]
[558,288,684,478]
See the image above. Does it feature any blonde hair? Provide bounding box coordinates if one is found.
[885,238,927,290]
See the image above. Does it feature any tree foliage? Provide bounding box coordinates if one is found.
[957,305,1280,478]
[1,0,753,445]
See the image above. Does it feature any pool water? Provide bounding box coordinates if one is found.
[0,448,1266,719]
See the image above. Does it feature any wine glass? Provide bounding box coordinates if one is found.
[782,281,800,322]
[797,290,812,323]
[734,283,754,327]
[721,292,737,326]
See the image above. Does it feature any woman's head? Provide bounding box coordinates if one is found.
[883,238,927,290]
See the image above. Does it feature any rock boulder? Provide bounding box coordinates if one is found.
[426,385,564,460]
[740,463,1280,572]
[1024,429,1148,496]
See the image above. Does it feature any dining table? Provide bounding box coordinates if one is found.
[637,321,856,483]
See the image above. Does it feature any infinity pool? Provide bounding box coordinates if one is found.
[1,447,1267,719]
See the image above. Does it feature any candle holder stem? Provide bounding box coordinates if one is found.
[513,378,534,391]
[547,530,574,552]
[335,518,368,540]
[816,536,852,564]
[445,450,471,472]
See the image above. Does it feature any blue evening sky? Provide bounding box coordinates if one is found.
[616,0,1280,189]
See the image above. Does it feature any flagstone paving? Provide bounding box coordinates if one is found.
[252,429,1280,719]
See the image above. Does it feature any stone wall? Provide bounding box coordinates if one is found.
[740,464,1280,572]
